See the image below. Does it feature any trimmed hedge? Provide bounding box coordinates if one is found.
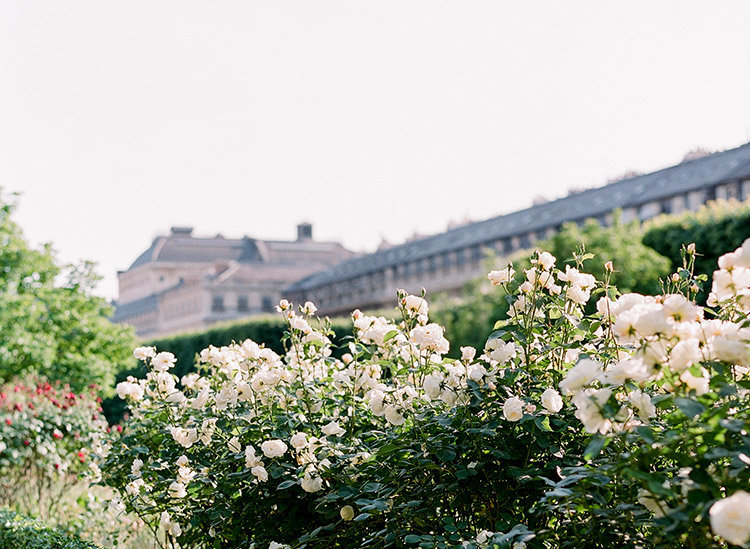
[643,199,750,292]
[103,316,354,422]
[0,509,99,549]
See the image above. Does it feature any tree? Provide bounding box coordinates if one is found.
[0,189,135,392]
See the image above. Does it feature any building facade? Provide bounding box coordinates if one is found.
[286,143,750,316]
[114,224,355,337]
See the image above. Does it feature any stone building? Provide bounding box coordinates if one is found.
[113,224,355,337]
[286,143,750,316]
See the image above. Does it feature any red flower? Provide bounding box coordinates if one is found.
[4,418,11,426]
[23,440,30,446]
[52,432,63,439]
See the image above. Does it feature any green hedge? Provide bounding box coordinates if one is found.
[0,509,99,549]
[103,316,354,422]
[643,199,750,293]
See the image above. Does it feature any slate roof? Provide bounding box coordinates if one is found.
[129,234,348,270]
[289,143,750,291]
[129,236,263,269]
[112,293,158,322]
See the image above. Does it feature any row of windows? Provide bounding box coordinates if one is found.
[211,295,275,314]
[299,180,750,312]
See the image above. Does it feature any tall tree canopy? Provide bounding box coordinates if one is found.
[0,190,135,392]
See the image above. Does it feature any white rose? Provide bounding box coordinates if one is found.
[289,315,312,334]
[245,446,262,468]
[177,465,195,484]
[261,439,288,459]
[541,388,563,414]
[679,369,710,396]
[537,251,556,270]
[629,389,656,421]
[401,295,429,316]
[369,390,386,416]
[467,363,487,383]
[300,471,323,493]
[227,436,242,454]
[710,491,750,546]
[423,373,443,399]
[384,405,405,426]
[487,266,515,285]
[322,420,345,437]
[251,465,268,482]
[168,481,187,498]
[133,346,156,361]
[290,432,308,450]
[503,397,524,422]
[566,284,590,305]
[151,351,176,372]
[559,359,602,395]
[131,458,143,478]
[170,427,198,449]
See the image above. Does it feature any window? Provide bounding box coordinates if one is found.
[261,296,274,313]
[237,296,249,312]
[211,295,225,313]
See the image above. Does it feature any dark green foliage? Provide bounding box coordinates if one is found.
[0,190,136,393]
[643,200,750,298]
[0,509,100,549]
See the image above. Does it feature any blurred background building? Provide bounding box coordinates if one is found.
[113,223,355,337]
[115,143,750,337]
[286,143,750,316]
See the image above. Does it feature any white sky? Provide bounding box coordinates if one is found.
[2,1,750,300]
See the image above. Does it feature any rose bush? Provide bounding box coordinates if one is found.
[100,242,750,548]
[0,380,108,519]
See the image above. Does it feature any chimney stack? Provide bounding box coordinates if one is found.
[297,222,313,241]
[170,226,194,237]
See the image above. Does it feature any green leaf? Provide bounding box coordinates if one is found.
[584,436,607,461]
[276,480,297,490]
[534,416,553,432]
[382,330,399,343]
[404,534,421,544]
[674,397,705,418]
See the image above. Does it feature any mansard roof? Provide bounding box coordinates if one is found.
[129,232,348,270]
[288,142,750,292]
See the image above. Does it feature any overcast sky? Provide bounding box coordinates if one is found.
[2,1,750,299]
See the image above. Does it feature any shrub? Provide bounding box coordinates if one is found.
[104,317,354,423]
[99,242,750,548]
[643,199,750,298]
[0,380,108,520]
[0,508,99,549]
[433,214,671,355]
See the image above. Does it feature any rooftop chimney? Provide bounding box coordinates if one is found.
[170,226,194,237]
[297,222,313,241]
